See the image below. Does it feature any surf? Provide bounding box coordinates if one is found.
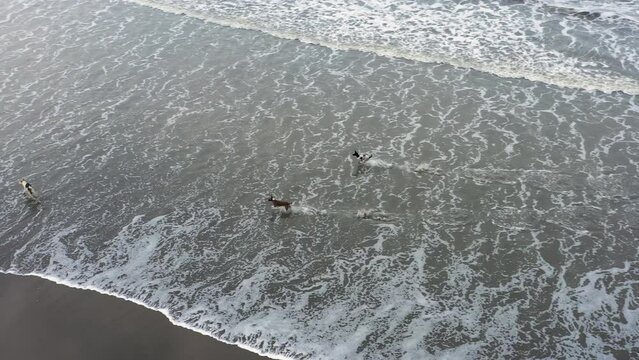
[122,0,639,95]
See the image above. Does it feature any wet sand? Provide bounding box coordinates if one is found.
[0,273,270,360]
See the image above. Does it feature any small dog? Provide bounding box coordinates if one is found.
[352,151,373,163]
[267,195,291,211]
[19,178,38,200]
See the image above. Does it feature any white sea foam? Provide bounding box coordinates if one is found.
[123,0,639,94]
[538,0,639,23]
[2,0,638,357]
[362,158,393,169]
[550,262,639,357]
[288,205,323,216]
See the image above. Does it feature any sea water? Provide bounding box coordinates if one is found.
[1,0,638,358]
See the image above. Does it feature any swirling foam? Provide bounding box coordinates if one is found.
[124,0,639,94]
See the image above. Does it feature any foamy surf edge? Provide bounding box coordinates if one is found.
[1,270,295,360]
[122,0,639,95]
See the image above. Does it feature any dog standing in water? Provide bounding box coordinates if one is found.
[19,178,38,201]
[352,151,373,164]
[267,195,291,211]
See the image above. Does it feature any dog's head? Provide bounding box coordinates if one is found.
[19,178,26,185]
[352,151,359,158]
[267,195,274,202]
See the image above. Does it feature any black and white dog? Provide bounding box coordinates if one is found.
[352,151,373,164]
[19,178,38,200]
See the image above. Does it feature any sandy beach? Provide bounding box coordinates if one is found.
[0,273,269,360]
[2,0,638,357]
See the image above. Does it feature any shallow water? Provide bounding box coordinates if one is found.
[1,0,638,358]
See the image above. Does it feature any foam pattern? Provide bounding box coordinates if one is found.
[1,0,638,358]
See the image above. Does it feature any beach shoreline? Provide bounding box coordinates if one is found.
[0,272,271,360]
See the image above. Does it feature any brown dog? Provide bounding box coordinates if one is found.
[267,195,291,211]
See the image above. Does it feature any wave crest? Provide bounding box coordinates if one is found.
[125,0,639,94]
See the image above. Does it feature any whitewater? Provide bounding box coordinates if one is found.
[123,0,639,95]
[1,0,638,358]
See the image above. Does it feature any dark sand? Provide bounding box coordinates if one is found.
[0,273,270,360]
